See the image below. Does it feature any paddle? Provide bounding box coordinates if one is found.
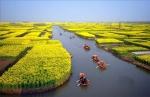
[77,83,81,86]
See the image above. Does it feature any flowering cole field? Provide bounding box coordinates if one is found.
[124,39,150,49]
[0,45,28,60]
[134,54,150,65]
[112,46,148,55]
[59,22,110,31]
[42,32,52,38]
[75,32,95,39]
[0,31,11,36]
[96,33,127,39]
[0,22,72,93]
[0,22,52,39]
[60,22,150,67]
[0,44,71,89]
[96,38,123,44]
[0,38,62,46]
[59,22,150,32]
[23,31,42,38]
[2,30,28,38]
[0,38,31,45]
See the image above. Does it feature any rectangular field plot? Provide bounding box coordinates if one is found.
[0,45,28,60]
[96,38,123,44]
[134,54,150,65]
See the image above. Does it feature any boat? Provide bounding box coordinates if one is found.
[96,61,107,69]
[83,44,90,51]
[91,54,100,63]
[77,73,90,86]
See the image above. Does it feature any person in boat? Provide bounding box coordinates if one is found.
[83,44,90,50]
[79,73,88,85]
[97,60,106,69]
[92,55,100,63]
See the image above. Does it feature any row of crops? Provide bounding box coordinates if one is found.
[59,22,150,69]
[0,22,52,39]
[0,22,72,94]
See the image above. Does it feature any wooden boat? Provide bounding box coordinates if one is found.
[77,79,90,86]
[91,55,100,63]
[77,73,90,86]
[96,61,107,69]
[83,44,90,51]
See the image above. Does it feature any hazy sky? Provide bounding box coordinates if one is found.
[0,0,150,22]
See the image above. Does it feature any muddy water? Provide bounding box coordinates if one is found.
[1,26,150,97]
